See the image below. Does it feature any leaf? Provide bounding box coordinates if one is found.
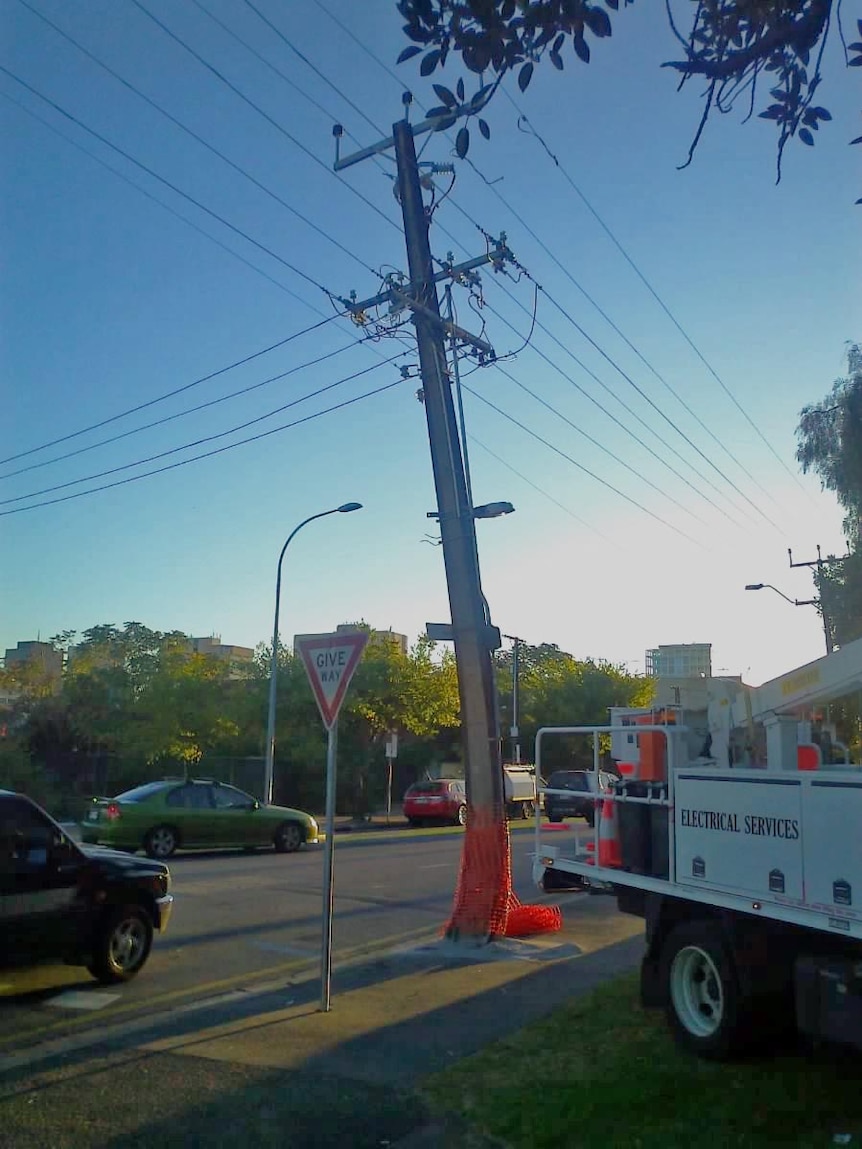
[758,105,783,120]
[584,7,612,37]
[478,117,491,140]
[471,83,494,110]
[420,49,441,76]
[574,34,591,63]
[397,45,422,64]
[850,136,862,146]
[811,106,832,121]
[433,83,457,107]
[518,61,534,91]
[456,77,465,102]
[606,0,619,8]
[456,126,470,159]
[432,112,458,131]
[798,127,815,146]
[550,49,563,70]
[426,105,452,120]
[849,56,862,66]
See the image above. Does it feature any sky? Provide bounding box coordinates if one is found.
[1,0,859,689]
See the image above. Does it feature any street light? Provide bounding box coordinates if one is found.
[744,582,831,653]
[263,502,363,805]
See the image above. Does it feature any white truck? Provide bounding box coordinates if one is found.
[533,638,862,1058]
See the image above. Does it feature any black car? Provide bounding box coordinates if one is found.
[0,790,173,984]
[543,770,614,827]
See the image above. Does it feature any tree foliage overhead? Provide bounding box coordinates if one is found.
[797,344,862,540]
[397,1,859,184]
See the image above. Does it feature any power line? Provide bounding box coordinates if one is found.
[2,372,407,518]
[481,291,749,528]
[493,361,710,527]
[0,339,361,479]
[502,89,809,496]
[129,0,400,237]
[0,65,346,305]
[4,353,407,507]
[0,303,338,467]
[241,0,385,138]
[0,88,332,316]
[468,433,620,548]
[16,0,381,280]
[462,385,705,549]
[453,205,782,531]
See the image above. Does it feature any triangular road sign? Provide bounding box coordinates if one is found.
[297,631,369,729]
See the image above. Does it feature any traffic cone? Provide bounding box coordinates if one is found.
[584,839,596,866]
[597,795,622,868]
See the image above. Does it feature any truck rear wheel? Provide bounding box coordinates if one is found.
[660,919,751,1059]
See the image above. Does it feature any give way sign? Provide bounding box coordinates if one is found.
[296,631,369,729]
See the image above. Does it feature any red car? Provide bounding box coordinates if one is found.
[403,779,467,827]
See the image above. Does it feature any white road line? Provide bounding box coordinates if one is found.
[44,991,121,1011]
[419,863,451,869]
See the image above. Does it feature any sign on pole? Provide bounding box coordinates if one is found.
[297,631,369,729]
[297,630,368,1013]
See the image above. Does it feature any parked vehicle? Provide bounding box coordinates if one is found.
[543,769,614,826]
[80,779,319,859]
[403,779,466,827]
[1,789,173,984]
[534,638,862,1059]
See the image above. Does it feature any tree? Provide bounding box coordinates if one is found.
[796,344,862,646]
[396,1,860,190]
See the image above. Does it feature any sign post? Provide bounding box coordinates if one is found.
[297,630,368,1012]
[384,732,398,825]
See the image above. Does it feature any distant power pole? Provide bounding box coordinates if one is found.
[503,634,523,764]
[335,103,512,938]
[789,545,845,654]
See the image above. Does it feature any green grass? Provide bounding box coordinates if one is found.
[423,974,862,1149]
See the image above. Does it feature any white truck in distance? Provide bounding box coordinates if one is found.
[533,638,862,1058]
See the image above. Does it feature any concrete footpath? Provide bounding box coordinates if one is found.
[0,897,644,1148]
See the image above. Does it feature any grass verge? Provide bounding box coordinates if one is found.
[423,973,862,1148]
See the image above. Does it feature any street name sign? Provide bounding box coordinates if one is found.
[297,631,369,730]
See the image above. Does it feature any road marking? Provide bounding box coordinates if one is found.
[45,991,121,1011]
[419,863,450,869]
[250,942,316,957]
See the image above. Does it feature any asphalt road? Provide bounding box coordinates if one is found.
[0,823,600,1051]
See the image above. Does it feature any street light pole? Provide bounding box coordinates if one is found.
[744,582,830,654]
[263,502,363,806]
[503,634,523,765]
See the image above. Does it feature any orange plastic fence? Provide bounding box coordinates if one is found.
[445,806,562,939]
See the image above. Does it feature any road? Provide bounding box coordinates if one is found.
[0,823,633,1052]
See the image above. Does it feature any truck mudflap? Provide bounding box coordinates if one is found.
[796,954,862,1050]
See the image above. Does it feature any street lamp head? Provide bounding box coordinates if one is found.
[337,502,363,513]
[473,501,515,520]
[745,584,765,591]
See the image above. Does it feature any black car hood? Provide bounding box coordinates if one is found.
[78,843,168,877]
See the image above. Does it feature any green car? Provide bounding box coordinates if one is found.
[80,779,319,860]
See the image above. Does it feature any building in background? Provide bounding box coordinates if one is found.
[293,625,408,656]
[645,643,712,679]
[3,640,64,682]
[190,635,254,663]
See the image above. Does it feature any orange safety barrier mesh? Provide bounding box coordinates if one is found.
[445,805,562,939]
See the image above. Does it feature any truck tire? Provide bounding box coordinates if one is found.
[88,904,153,984]
[660,919,752,1059]
[521,801,535,820]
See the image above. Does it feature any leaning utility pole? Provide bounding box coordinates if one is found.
[335,107,508,938]
[789,545,843,654]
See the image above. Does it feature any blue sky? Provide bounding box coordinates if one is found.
[1,0,858,686]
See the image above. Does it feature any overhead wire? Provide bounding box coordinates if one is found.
[451,204,782,531]
[3,352,407,507]
[0,339,363,479]
[504,89,811,496]
[0,65,347,306]
[468,434,619,547]
[0,87,320,313]
[128,0,401,237]
[462,386,706,549]
[16,0,382,280]
[1,372,409,518]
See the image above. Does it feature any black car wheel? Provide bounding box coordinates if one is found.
[274,822,303,853]
[88,904,153,984]
[144,825,177,859]
[455,804,467,827]
[547,810,562,823]
[584,808,596,828]
[407,817,422,828]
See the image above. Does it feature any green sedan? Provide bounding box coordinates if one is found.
[80,779,319,860]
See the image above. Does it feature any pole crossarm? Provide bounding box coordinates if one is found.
[390,289,495,358]
[348,245,511,315]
